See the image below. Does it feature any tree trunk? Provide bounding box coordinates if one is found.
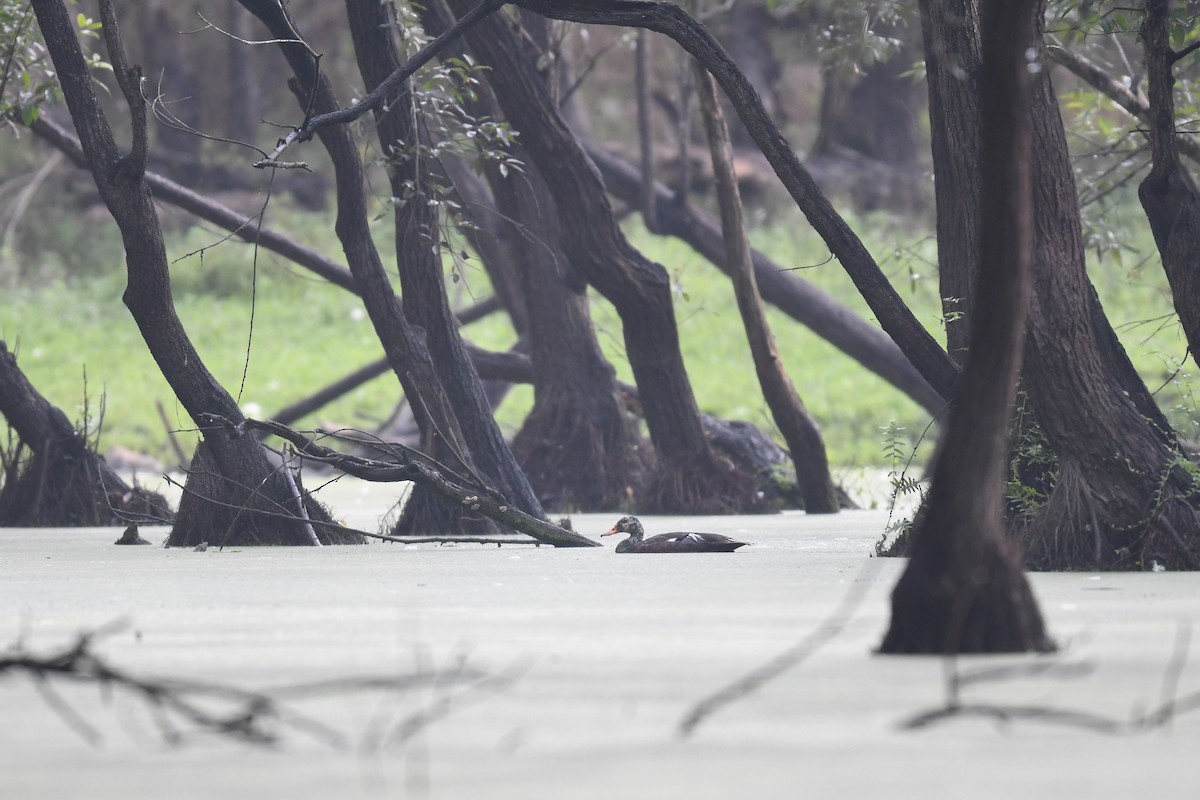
[585,143,946,416]
[918,0,982,364]
[516,0,964,405]
[694,64,839,514]
[343,0,544,532]
[445,0,762,514]
[31,0,348,546]
[236,0,513,537]
[1018,44,1200,569]
[1138,0,1200,369]
[0,341,171,527]
[416,0,651,512]
[881,0,1052,654]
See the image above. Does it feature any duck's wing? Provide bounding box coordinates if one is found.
[642,532,748,551]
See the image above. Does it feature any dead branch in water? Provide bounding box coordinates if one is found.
[200,414,598,548]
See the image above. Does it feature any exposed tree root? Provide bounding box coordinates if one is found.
[511,386,651,513]
[0,440,170,527]
[1018,459,1200,571]
[638,448,767,515]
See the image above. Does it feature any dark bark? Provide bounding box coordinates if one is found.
[445,0,761,514]
[1138,0,1200,369]
[30,0,348,546]
[216,417,600,548]
[416,0,652,512]
[236,0,514,537]
[881,0,1052,654]
[515,0,963,405]
[694,64,838,514]
[0,342,171,527]
[922,0,1172,434]
[918,0,981,363]
[343,0,543,531]
[586,144,946,416]
[1016,7,1200,570]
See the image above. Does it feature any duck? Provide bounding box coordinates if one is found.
[601,516,749,553]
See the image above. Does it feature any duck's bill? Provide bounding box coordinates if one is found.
[600,527,618,537]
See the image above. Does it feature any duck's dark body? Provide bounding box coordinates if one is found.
[601,516,749,553]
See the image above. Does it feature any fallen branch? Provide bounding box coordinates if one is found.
[0,622,521,750]
[201,414,599,548]
[900,622,1200,735]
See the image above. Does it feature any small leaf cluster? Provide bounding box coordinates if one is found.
[1,1,109,132]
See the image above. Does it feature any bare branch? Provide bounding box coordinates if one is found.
[203,415,600,548]
[255,0,508,166]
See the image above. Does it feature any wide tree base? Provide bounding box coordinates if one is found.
[0,444,171,527]
[879,534,1056,654]
[167,442,359,547]
[390,483,501,537]
[638,448,767,515]
[511,389,651,513]
[1017,460,1200,571]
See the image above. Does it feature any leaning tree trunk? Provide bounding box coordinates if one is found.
[585,144,945,415]
[445,0,762,514]
[515,0,964,405]
[0,341,171,526]
[344,0,544,533]
[694,64,839,514]
[30,0,349,546]
[1138,0,1200,370]
[881,0,1053,654]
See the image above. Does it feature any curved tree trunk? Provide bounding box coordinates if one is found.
[237,0,521,537]
[445,0,762,514]
[31,0,348,546]
[0,341,171,527]
[585,144,946,415]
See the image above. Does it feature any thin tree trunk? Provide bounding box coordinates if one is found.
[693,64,839,514]
[918,0,981,363]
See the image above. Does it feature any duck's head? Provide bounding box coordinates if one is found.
[601,515,644,540]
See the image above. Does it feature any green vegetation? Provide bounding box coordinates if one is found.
[1,190,1196,473]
